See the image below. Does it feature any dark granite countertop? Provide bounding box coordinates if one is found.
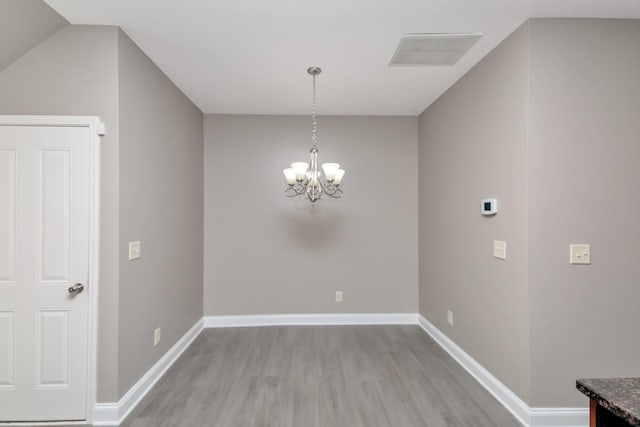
[577,378,640,426]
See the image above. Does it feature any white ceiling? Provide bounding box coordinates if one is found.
[43,0,640,115]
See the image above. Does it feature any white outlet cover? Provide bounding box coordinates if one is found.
[493,240,506,260]
[570,244,591,265]
[335,291,343,302]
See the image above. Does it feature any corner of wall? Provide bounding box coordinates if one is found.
[417,20,532,404]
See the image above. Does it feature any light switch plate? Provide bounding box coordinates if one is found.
[493,240,506,260]
[154,327,161,346]
[128,241,141,261]
[570,244,590,265]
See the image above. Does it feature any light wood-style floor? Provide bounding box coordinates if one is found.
[63,325,523,426]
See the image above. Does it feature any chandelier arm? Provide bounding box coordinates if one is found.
[318,179,343,199]
[285,182,308,196]
[329,188,343,198]
[284,187,297,197]
[285,176,342,201]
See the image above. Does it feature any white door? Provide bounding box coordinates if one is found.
[0,125,90,422]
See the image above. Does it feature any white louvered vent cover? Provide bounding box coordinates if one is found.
[389,33,482,66]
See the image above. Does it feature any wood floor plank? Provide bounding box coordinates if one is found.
[56,325,523,426]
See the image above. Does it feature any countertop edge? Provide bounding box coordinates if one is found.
[576,379,640,426]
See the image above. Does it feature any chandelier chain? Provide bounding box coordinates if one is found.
[311,73,317,149]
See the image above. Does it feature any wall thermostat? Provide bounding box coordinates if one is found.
[481,198,498,216]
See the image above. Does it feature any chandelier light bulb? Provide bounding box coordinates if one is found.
[321,163,340,181]
[283,168,296,185]
[290,162,309,181]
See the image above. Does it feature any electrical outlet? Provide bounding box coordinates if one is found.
[447,310,453,326]
[154,327,161,346]
[335,291,343,302]
[570,244,591,265]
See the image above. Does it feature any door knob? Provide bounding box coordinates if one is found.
[68,283,84,294]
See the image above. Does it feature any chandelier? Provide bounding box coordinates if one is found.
[282,67,345,203]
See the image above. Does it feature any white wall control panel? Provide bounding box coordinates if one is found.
[482,198,498,216]
[570,244,590,265]
[493,240,506,260]
[128,241,141,261]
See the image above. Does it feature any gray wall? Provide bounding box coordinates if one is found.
[419,18,640,408]
[117,31,204,396]
[0,24,121,403]
[204,115,418,316]
[0,0,68,71]
[418,23,531,401]
[528,18,640,407]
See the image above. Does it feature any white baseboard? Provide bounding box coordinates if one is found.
[417,315,530,426]
[92,318,204,426]
[204,313,418,328]
[0,423,86,426]
[529,408,589,427]
[90,314,587,427]
[417,315,588,427]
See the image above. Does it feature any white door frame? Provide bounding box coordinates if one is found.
[0,115,102,425]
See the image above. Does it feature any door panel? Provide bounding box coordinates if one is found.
[0,126,90,422]
[39,149,71,283]
[0,149,16,283]
[0,311,16,388]
[37,310,70,387]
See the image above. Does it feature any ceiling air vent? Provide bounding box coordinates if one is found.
[389,33,482,66]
